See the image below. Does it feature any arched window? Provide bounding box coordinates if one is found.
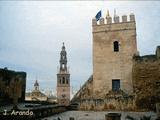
[62,63,65,69]
[62,77,65,84]
[113,41,119,52]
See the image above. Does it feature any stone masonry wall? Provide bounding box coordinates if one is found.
[0,68,26,105]
[133,53,160,111]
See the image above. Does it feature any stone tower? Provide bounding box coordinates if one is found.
[57,43,70,106]
[92,12,138,97]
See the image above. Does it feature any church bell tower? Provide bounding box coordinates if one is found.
[57,43,70,106]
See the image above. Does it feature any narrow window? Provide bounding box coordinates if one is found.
[62,77,65,84]
[59,78,61,84]
[66,79,68,84]
[112,79,120,91]
[62,55,65,59]
[113,41,119,52]
[62,63,65,69]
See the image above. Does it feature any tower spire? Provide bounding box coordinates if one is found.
[59,42,67,73]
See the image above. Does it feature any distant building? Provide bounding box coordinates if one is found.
[57,43,70,106]
[0,67,26,105]
[47,95,57,103]
[25,80,48,101]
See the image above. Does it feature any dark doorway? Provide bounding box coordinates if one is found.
[112,79,120,92]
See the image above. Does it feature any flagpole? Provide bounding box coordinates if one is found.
[114,8,116,17]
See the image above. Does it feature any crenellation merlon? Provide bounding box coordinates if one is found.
[92,18,97,26]
[156,46,160,59]
[99,18,104,25]
[130,13,135,22]
[122,15,127,22]
[114,15,120,23]
[106,16,112,24]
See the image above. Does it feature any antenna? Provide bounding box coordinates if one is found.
[114,8,116,17]
[106,9,110,17]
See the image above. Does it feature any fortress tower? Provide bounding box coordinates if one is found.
[57,43,70,106]
[92,12,138,97]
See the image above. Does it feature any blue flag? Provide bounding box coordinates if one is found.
[95,10,102,21]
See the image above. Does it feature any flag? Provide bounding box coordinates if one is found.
[95,10,102,21]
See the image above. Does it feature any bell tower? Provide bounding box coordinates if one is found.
[57,43,70,106]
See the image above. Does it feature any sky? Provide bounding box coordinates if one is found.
[0,1,160,94]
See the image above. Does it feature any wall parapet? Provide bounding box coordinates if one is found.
[92,14,136,33]
[133,46,160,63]
[92,14,135,26]
[133,55,157,63]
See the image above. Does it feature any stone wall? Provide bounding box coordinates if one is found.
[72,46,160,111]
[79,96,135,111]
[71,75,136,111]
[71,75,93,103]
[133,47,160,111]
[0,68,26,105]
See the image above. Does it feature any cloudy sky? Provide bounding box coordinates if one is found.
[0,1,160,94]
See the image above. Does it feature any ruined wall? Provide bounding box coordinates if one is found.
[71,75,93,103]
[133,47,160,110]
[79,95,135,111]
[0,68,26,105]
[72,76,136,111]
[92,14,137,98]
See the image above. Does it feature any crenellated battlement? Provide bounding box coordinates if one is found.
[92,13,136,33]
[92,13,135,25]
